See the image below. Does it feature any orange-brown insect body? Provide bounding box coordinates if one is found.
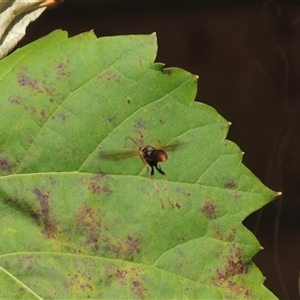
[140,145,168,176]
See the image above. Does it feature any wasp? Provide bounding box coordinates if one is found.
[126,137,168,176]
[101,133,177,209]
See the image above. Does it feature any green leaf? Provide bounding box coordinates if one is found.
[0,30,277,299]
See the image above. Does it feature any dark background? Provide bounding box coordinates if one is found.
[19,1,300,299]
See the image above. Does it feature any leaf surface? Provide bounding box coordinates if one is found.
[0,31,277,299]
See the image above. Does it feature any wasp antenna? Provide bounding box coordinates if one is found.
[151,139,161,147]
[125,136,141,148]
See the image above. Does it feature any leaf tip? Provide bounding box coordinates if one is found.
[39,0,63,9]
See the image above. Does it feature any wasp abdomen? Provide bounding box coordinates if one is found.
[151,150,168,163]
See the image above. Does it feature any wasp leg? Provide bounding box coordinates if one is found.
[154,165,173,208]
[155,164,164,175]
[163,173,174,208]
[145,165,150,175]
[150,175,164,209]
[137,149,151,175]
[150,165,154,176]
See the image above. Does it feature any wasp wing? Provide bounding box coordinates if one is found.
[99,150,139,161]
[159,142,181,152]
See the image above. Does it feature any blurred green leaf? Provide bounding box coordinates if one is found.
[0,31,277,299]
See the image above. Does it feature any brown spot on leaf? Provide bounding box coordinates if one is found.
[212,244,250,292]
[99,70,121,82]
[0,156,16,173]
[104,116,116,123]
[227,228,236,241]
[32,188,58,238]
[224,179,236,189]
[40,110,46,119]
[56,62,67,79]
[226,258,249,276]
[212,254,251,298]
[75,205,102,253]
[66,271,93,292]
[175,187,190,197]
[86,179,113,196]
[103,235,141,261]
[9,95,48,120]
[17,70,43,93]
[200,201,218,219]
[33,188,50,214]
[130,269,147,299]
[125,235,140,258]
[88,182,102,194]
[86,174,113,196]
[210,223,238,242]
[10,97,23,105]
[56,111,68,123]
